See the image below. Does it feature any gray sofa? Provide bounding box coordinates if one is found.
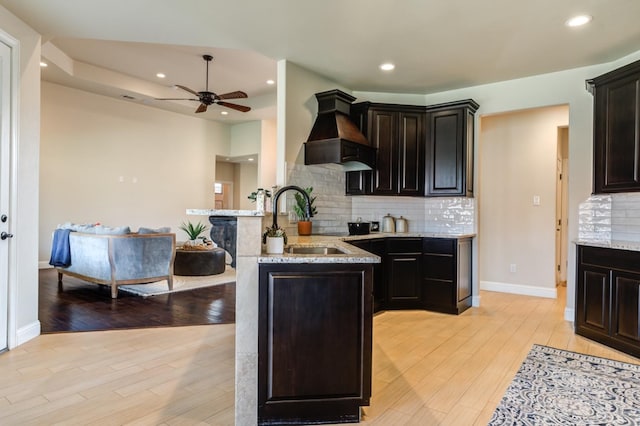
[56,231,176,298]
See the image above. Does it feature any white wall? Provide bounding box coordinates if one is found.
[39,82,232,260]
[230,121,261,157]
[0,6,41,346]
[278,60,351,183]
[479,106,568,297]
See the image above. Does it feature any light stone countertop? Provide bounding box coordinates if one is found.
[186,209,264,217]
[258,232,476,264]
[575,239,640,252]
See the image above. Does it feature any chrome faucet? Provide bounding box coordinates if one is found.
[272,185,313,229]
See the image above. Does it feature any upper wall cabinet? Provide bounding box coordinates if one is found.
[346,99,479,197]
[425,100,479,197]
[349,103,425,196]
[588,59,640,194]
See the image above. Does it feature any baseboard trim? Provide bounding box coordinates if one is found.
[564,307,575,322]
[14,321,40,348]
[480,280,557,299]
[472,295,481,307]
[39,261,53,269]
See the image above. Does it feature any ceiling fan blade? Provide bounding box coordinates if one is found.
[176,85,200,97]
[217,91,248,100]
[155,97,199,101]
[195,103,208,113]
[217,101,251,112]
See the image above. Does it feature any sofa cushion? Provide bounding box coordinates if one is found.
[138,226,171,234]
[93,225,131,235]
[57,222,97,233]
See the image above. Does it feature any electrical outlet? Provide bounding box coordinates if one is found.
[533,195,541,205]
[510,263,517,273]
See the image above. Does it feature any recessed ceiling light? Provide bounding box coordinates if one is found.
[380,63,395,71]
[40,61,48,67]
[266,79,275,85]
[221,111,229,115]
[248,158,254,161]
[565,14,592,27]
[156,73,166,79]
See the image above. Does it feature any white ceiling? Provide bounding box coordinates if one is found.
[2,0,640,123]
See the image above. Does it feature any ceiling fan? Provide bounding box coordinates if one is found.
[156,54,251,113]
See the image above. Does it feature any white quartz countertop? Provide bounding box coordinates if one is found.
[258,232,475,264]
[575,239,640,252]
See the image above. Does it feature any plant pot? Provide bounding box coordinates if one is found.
[266,236,285,254]
[297,221,312,236]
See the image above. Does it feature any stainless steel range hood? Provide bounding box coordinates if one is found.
[304,89,375,171]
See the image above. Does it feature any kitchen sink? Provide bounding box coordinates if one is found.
[286,245,347,255]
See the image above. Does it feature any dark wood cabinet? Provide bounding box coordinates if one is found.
[588,59,640,194]
[385,238,423,309]
[425,100,479,197]
[347,103,425,196]
[348,238,386,312]
[576,245,640,358]
[347,236,473,315]
[422,237,472,314]
[258,263,373,425]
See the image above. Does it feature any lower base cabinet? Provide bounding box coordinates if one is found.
[576,245,640,358]
[348,236,473,315]
[258,263,373,426]
[423,238,472,314]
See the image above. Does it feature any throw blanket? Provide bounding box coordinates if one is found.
[49,228,73,267]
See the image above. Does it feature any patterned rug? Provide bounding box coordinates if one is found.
[489,344,640,425]
[119,267,235,297]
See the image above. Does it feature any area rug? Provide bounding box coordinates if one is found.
[119,267,235,297]
[489,344,640,425]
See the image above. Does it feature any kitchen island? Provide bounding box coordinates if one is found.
[258,241,379,425]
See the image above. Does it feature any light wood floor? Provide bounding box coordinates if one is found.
[1,288,638,425]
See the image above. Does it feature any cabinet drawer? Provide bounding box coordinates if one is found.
[423,238,455,255]
[579,245,640,274]
[423,253,453,280]
[386,238,422,254]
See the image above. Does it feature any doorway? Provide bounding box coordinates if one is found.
[0,40,12,351]
[478,105,569,296]
[555,127,569,286]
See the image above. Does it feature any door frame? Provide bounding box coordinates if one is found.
[0,29,19,350]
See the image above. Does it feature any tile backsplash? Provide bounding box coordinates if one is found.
[578,193,640,243]
[283,164,476,235]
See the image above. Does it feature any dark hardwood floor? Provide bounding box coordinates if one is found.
[38,268,235,333]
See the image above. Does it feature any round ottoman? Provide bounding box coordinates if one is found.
[174,247,226,276]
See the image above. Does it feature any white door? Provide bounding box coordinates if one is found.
[0,40,11,352]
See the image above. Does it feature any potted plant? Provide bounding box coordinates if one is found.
[262,224,287,254]
[179,220,208,249]
[248,188,272,212]
[293,187,318,236]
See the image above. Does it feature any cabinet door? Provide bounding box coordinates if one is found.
[258,264,373,424]
[370,109,398,195]
[398,111,425,196]
[345,170,372,195]
[426,108,465,196]
[576,263,610,337]
[611,271,640,345]
[386,254,422,309]
[593,73,640,193]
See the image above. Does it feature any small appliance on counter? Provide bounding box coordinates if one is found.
[395,216,408,233]
[370,221,380,232]
[348,217,371,235]
[381,213,396,233]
